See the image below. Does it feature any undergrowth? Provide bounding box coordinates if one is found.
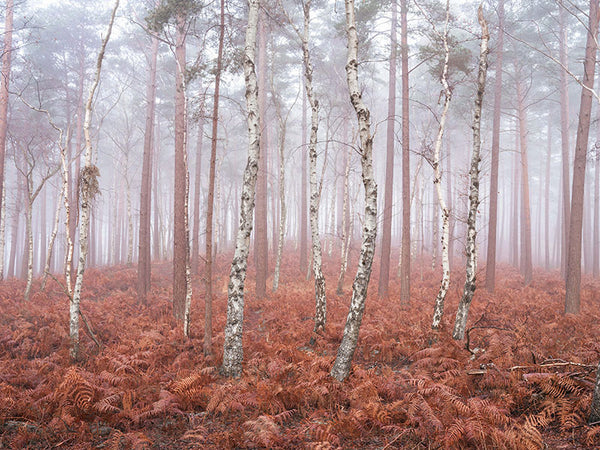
[0,252,599,448]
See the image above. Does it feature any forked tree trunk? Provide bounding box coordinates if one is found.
[378,0,397,299]
[399,0,411,304]
[430,0,452,333]
[204,0,225,356]
[484,0,503,292]
[565,0,599,314]
[137,30,158,304]
[452,6,489,340]
[221,0,260,378]
[71,0,118,360]
[330,0,378,382]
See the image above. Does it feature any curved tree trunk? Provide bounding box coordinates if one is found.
[452,6,489,340]
[430,0,452,333]
[71,0,118,360]
[330,0,378,382]
[221,0,260,378]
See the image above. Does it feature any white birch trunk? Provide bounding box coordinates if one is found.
[272,109,287,292]
[330,0,378,382]
[221,0,260,378]
[41,185,63,290]
[71,0,118,360]
[452,6,489,340]
[431,1,452,332]
[336,154,351,295]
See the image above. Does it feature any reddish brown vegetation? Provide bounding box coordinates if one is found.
[1,254,600,448]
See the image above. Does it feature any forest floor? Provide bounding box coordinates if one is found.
[1,251,600,449]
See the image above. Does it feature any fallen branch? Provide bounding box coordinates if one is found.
[509,361,597,371]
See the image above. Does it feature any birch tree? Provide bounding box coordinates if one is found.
[70,0,119,360]
[221,0,260,378]
[330,0,378,382]
[429,0,451,332]
[452,4,489,340]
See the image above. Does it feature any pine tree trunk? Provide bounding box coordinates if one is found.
[254,12,268,299]
[330,0,378,382]
[378,0,397,299]
[221,0,260,378]
[546,113,552,270]
[516,71,533,285]
[484,0,504,292]
[559,0,571,278]
[399,0,410,304]
[452,7,489,340]
[565,0,600,314]
[0,0,13,262]
[137,31,158,304]
[0,189,5,280]
[204,0,225,355]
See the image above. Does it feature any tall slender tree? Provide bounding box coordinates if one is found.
[204,0,226,356]
[484,0,504,292]
[565,0,600,314]
[221,0,260,378]
[0,0,14,253]
[137,29,159,304]
[452,4,489,340]
[378,0,397,299]
[399,0,411,304]
[330,0,378,382]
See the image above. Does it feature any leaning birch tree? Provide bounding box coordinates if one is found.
[330,0,378,382]
[221,0,260,378]
[429,0,452,332]
[70,0,119,360]
[282,0,327,335]
[452,4,489,340]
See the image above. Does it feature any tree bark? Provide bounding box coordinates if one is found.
[559,0,571,278]
[378,0,397,299]
[516,70,533,285]
[300,82,308,275]
[430,0,452,333]
[399,0,410,304]
[254,11,268,299]
[594,118,599,277]
[330,0,378,382]
[565,0,600,314]
[71,0,118,360]
[221,0,260,378]
[192,119,203,274]
[546,112,552,270]
[137,31,158,304]
[484,0,504,292]
[173,14,189,322]
[204,0,225,355]
[452,6,489,340]
[0,0,13,268]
